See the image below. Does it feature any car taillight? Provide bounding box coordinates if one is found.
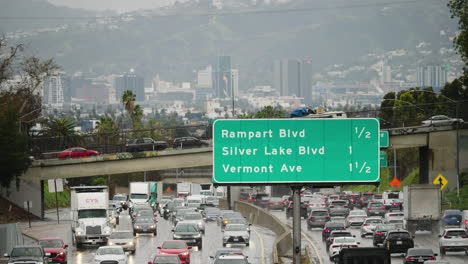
[406,257,415,261]
[375,232,383,236]
[324,229,331,233]
[444,216,449,219]
[253,199,257,202]
[428,256,436,260]
[392,203,399,206]
[309,204,314,206]
[309,217,315,220]
[363,224,368,226]
[322,204,326,206]
[329,238,334,242]
[444,236,451,239]
[269,202,274,204]
[239,198,244,200]
[380,207,385,210]
[332,245,340,248]
[465,220,468,224]
[360,198,364,201]
[348,216,354,219]
[368,207,372,210]
[344,205,348,208]
[325,216,330,219]
[329,206,334,208]
[351,245,358,248]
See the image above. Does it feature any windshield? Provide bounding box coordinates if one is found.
[78,209,106,219]
[349,211,366,216]
[376,224,397,231]
[388,232,411,239]
[110,232,133,239]
[135,218,154,224]
[334,238,356,244]
[175,224,198,232]
[229,218,247,224]
[153,256,180,263]
[97,247,124,255]
[162,241,186,249]
[205,208,220,214]
[331,201,346,206]
[225,225,247,231]
[387,193,400,199]
[184,214,202,220]
[113,196,126,201]
[214,259,248,264]
[130,194,148,200]
[366,219,382,224]
[138,211,154,217]
[311,211,328,216]
[446,230,467,237]
[11,247,43,257]
[38,240,62,248]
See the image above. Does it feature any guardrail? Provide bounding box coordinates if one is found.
[219,199,292,264]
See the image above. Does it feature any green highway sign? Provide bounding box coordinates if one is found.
[380,131,389,148]
[380,151,388,167]
[212,119,380,184]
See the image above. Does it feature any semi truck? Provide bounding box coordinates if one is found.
[403,184,441,235]
[70,186,112,248]
[200,183,214,196]
[129,182,150,207]
[148,181,163,210]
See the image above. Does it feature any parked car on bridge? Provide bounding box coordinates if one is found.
[58,147,99,159]
[126,137,168,152]
[172,137,209,149]
[421,115,464,127]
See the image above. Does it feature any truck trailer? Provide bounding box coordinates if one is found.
[403,184,441,235]
[129,182,150,207]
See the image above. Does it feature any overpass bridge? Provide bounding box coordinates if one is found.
[2,125,467,218]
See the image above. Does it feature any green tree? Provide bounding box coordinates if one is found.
[44,118,77,137]
[254,105,287,118]
[448,0,468,79]
[121,90,136,115]
[96,117,118,134]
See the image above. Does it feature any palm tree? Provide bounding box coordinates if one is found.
[121,90,136,115]
[132,104,144,128]
[96,117,118,134]
[44,118,76,137]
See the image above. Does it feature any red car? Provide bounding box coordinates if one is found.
[158,240,191,264]
[38,238,68,264]
[148,254,181,264]
[58,147,99,159]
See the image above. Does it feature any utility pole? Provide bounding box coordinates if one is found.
[291,185,302,264]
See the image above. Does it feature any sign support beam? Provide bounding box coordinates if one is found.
[291,185,302,264]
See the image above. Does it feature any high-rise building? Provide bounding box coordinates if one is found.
[416,65,448,88]
[42,74,64,107]
[274,59,312,104]
[115,70,145,102]
[197,66,213,88]
[213,56,233,99]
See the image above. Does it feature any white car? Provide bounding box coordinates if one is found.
[384,212,404,228]
[93,246,128,264]
[439,228,468,256]
[360,217,383,237]
[328,237,359,260]
[421,115,464,127]
[223,224,250,247]
[345,210,368,227]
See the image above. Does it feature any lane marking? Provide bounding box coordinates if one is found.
[301,231,323,264]
[252,227,266,264]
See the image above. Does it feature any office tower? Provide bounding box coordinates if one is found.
[115,70,145,102]
[274,59,312,104]
[42,74,64,107]
[213,56,232,99]
[416,65,448,88]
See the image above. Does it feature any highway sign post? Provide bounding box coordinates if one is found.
[380,131,389,148]
[380,151,388,167]
[433,174,448,190]
[212,119,380,185]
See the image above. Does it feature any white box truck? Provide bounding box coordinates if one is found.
[191,183,201,196]
[177,182,191,197]
[200,183,214,196]
[403,184,441,235]
[70,186,112,248]
[129,182,150,207]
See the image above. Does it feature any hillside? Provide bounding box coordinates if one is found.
[4,0,460,87]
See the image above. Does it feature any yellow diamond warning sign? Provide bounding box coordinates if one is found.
[432,174,448,190]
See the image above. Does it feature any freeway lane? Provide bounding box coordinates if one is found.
[26,208,274,264]
[269,210,467,264]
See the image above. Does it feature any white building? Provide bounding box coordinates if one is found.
[42,74,64,108]
[197,66,212,88]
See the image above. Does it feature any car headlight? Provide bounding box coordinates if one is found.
[180,252,189,256]
[193,233,201,238]
[108,242,114,245]
[129,241,134,245]
[223,220,228,224]
[174,234,182,238]
[135,226,140,229]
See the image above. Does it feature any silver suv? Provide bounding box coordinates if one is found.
[307,208,330,229]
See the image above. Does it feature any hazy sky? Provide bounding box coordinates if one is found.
[48,0,177,13]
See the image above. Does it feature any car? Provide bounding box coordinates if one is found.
[360,217,384,237]
[286,202,308,219]
[131,204,154,221]
[157,198,172,214]
[213,254,249,264]
[107,231,136,253]
[322,222,346,241]
[384,212,404,228]
[325,230,354,251]
[372,194,383,202]
[345,210,368,227]
[209,248,243,261]
[203,207,221,221]
[421,115,464,127]
[328,200,349,217]
[227,218,251,233]
[180,212,205,234]
[218,211,243,228]
[404,248,437,264]
[463,210,468,230]
[281,195,290,207]
[205,196,219,206]
[442,209,462,227]
[307,208,330,229]
[366,202,387,217]
[328,237,359,260]
[4,245,51,264]
[223,224,250,247]
[157,240,191,264]
[372,224,397,246]
[382,191,403,210]
[148,254,181,264]
[93,246,128,264]
[126,137,168,152]
[249,193,269,207]
[57,147,99,159]
[173,208,198,226]
[306,198,327,211]
[133,217,157,235]
[357,193,374,208]
[267,197,285,210]
[38,238,68,264]
[347,193,361,209]
[172,222,203,249]
[134,210,158,223]
[172,137,209,149]
[383,229,414,254]
[438,228,468,256]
